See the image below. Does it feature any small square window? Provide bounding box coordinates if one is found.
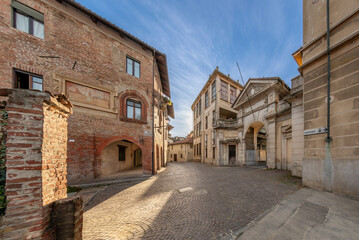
[14,70,43,91]
[126,57,140,78]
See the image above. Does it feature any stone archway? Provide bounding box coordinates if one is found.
[94,135,145,178]
[99,139,143,178]
[244,121,267,166]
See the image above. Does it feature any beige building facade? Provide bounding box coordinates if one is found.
[191,68,243,164]
[192,69,305,178]
[293,0,359,197]
[168,137,193,162]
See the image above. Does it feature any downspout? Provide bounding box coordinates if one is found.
[152,50,156,175]
[324,0,333,192]
[326,0,332,143]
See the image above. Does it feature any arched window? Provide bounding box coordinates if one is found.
[126,99,141,120]
[119,90,148,123]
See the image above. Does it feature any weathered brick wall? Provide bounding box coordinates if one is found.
[42,98,70,206]
[0,89,75,239]
[51,196,83,240]
[0,0,168,183]
[0,89,49,239]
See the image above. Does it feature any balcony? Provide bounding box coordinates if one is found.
[213,118,242,129]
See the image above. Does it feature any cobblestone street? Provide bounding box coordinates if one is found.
[82,162,300,240]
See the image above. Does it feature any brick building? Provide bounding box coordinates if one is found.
[0,0,174,184]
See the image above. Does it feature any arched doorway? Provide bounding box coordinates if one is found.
[100,139,142,178]
[245,121,267,166]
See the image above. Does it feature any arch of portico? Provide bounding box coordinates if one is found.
[232,78,291,169]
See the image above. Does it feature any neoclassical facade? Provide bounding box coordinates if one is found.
[194,74,305,178]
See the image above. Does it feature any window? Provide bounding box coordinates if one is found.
[126,57,140,78]
[12,1,44,39]
[213,147,215,159]
[212,81,216,101]
[205,116,208,129]
[15,70,43,91]
[126,99,141,120]
[212,131,216,145]
[199,143,201,156]
[198,99,202,116]
[220,80,228,101]
[212,110,216,126]
[199,122,201,133]
[205,148,207,158]
[230,85,237,104]
[118,145,126,161]
[205,91,209,108]
[205,134,207,147]
[181,154,183,158]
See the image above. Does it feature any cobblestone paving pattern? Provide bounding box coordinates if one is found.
[83,162,301,240]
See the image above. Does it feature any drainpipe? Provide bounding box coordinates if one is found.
[152,50,156,175]
[324,0,333,192]
[325,0,332,143]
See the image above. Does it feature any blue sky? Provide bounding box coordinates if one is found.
[76,0,303,137]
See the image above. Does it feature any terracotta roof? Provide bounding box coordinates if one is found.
[59,0,171,97]
[169,137,193,145]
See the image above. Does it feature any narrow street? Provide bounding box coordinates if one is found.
[82,162,300,239]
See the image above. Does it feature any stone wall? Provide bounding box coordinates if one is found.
[0,89,81,239]
[301,0,359,197]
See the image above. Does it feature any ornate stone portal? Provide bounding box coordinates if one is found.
[215,77,304,177]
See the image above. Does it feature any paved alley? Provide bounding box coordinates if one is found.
[82,162,300,239]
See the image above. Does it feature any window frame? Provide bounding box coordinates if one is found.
[126,56,141,78]
[211,81,216,101]
[212,110,216,126]
[14,69,43,91]
[230,85,237,104]
[220,80,228,101]
[12,4,44,39]
[126,98,142,121]
[205,90,209,108]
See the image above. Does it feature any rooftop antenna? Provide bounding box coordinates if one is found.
[236,61,255,119]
